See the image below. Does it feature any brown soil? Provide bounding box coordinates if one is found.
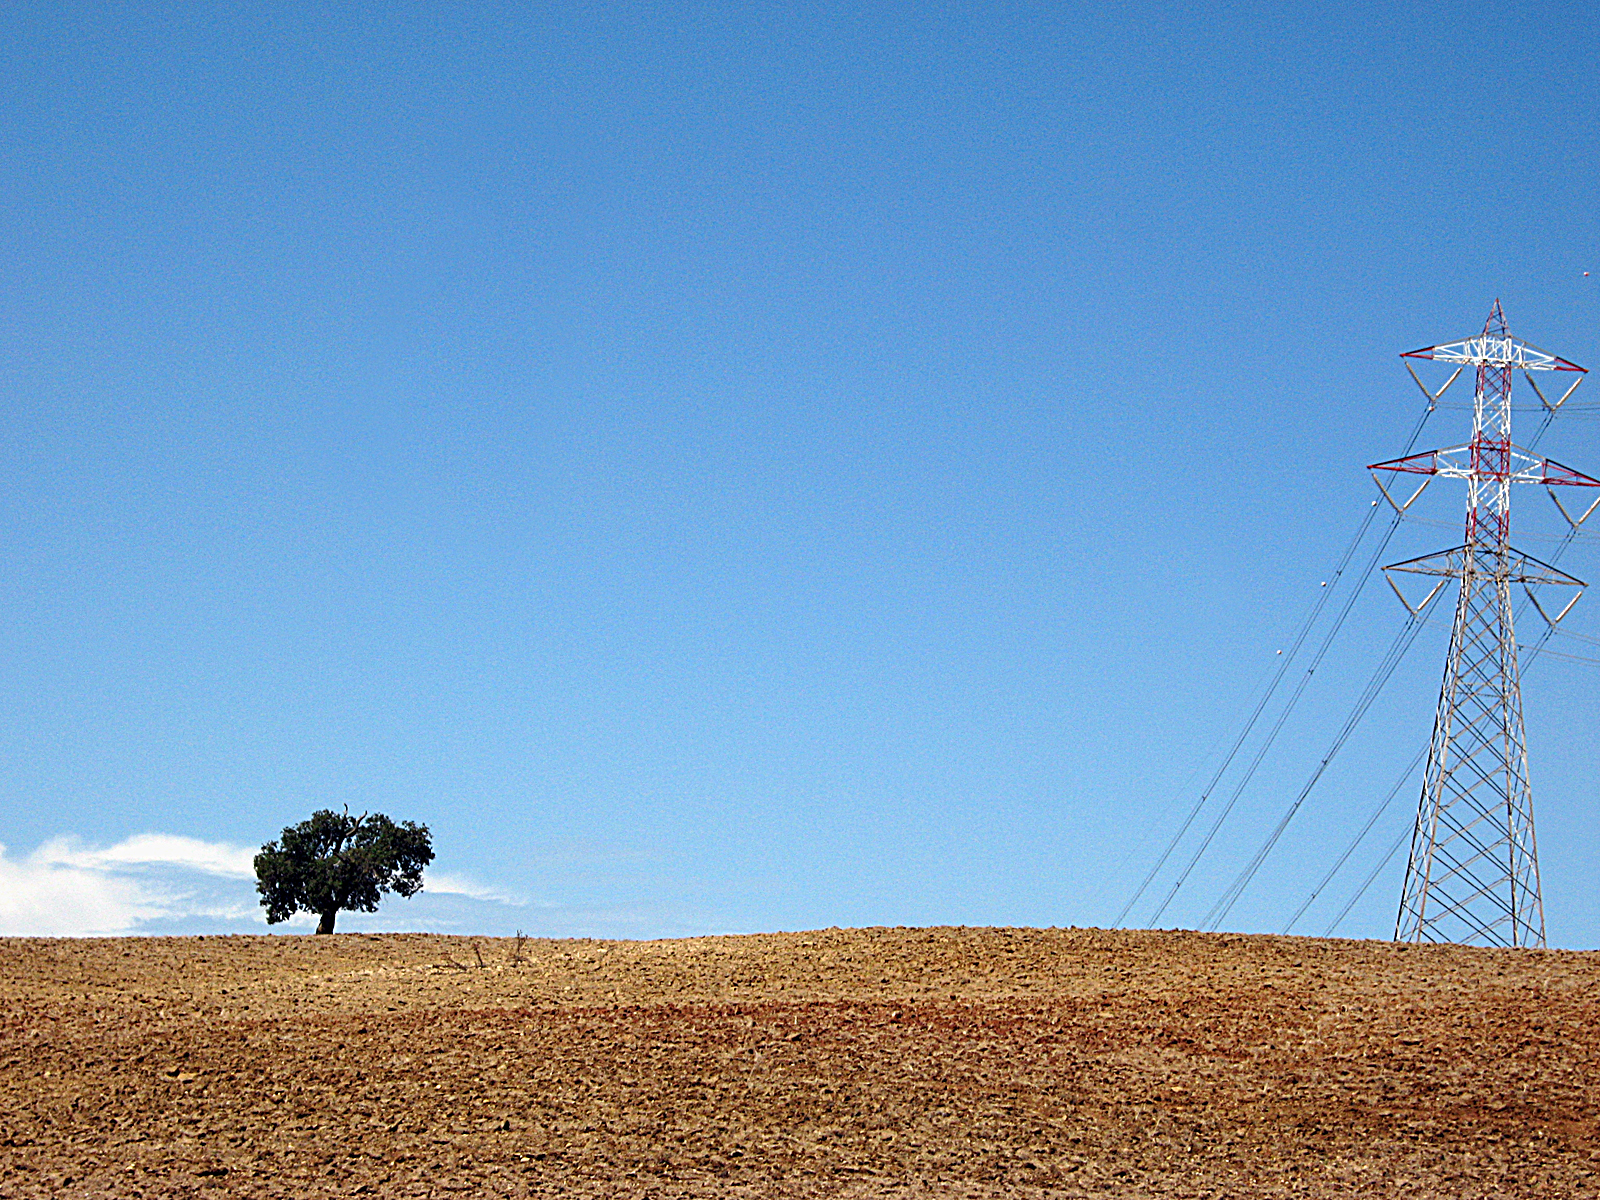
[2,927,1596,1197]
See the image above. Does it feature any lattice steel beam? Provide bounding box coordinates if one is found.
[1373,301,1592,949]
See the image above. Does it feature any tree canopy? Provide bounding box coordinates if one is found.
[255,809,434,934]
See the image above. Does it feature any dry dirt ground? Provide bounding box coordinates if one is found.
[2,927,1597,1198]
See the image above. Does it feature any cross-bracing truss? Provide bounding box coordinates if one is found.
[1370,301,1593,948]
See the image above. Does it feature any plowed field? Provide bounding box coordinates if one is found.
[2,928,1597,1197]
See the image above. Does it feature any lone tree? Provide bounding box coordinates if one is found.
[255,809,434,934]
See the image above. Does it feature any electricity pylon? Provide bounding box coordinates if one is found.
[1369,301,1594,948]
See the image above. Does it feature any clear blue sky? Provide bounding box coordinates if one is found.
[2,2,1597,943]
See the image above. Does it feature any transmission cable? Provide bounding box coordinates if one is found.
[1102,654,1283,925]
[1517,644,1600,667]
[1200,585,1444,932]
[1110,510,1371,927]
[1323,825,1409,936]
[1142,468,1427,929]
[1279,742,1427,934]
[1113,399,1437,928]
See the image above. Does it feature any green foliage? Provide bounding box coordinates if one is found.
[255,809,434,934]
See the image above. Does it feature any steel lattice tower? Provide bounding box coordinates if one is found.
[1370,302,1593,948]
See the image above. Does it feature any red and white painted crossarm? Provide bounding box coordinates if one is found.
[1368,448,1444,476]
[1368,447,1600,486]
[1400,338,1585,373]
[1538,458,1600,487]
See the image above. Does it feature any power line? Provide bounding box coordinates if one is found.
[1143,481,1421,929]
[1112,400,1437,929]
[1110,508,1373,927]
[1201,586,1443,932]
[1280,744,1427,935]
[1324,825,1408,937]
[1534,645,1600,666]
[1102,654,1283,924]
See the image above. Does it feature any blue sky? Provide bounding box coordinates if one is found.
[2,2,1598,943]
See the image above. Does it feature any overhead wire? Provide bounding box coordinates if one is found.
[1110,507,1375,926]
[1323,825,1409,937]
[1550,625,1600,648]
[1199,582,1445,932]
[1103,653,1285,923]
[1110,399,1440,929]
[1142,461,1431,929]
[1520,644,1600,667]
[1280,743,1427,934]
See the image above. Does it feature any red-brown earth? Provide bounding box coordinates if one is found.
[2,927,1596,1197]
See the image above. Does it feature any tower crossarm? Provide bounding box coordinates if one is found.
[1402,336,1586,373]
[1385,545,1586,588]
[1368,447,1600,487]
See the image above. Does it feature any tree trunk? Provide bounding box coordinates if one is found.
[316,909,337,934]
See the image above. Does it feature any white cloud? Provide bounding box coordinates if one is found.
[0,841,179,936]
[33,833,257,878]
[0,833,525,936]
[425,871,526,906]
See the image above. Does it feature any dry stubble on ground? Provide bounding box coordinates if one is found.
[2,927,1597,1197]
